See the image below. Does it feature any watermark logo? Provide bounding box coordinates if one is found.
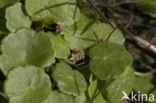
[122,91,131,101]
[122,91,155,102]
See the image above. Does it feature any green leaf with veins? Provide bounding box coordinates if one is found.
[106,66,135,103]
[52,62,87,96]
[1,28,55,75]
[42,89,86,103]
[4,65,51,103]
[88,75,109,103]
[5,3,32,32]
[64,14,125,49]
[25,0,49,16]
[25,0,80,26]
[88,67,135,103]
[46,32,70,59]
[89,42,133,80]
[42,91,73,103]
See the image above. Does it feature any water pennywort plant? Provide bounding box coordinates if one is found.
[0,0,156,103]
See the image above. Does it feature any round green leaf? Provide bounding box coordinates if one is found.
[46,33,70,59]
[106,66,135,103]
[4,65,51,103]
[5,3,32,32]
[89,42,133,80]
[25,0,80,26]
[52,62,87,96]
[64,14,125,49]
[42,91,73,103]
[1,28,55,75]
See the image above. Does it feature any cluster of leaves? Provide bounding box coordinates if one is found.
[0,0,155,103]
